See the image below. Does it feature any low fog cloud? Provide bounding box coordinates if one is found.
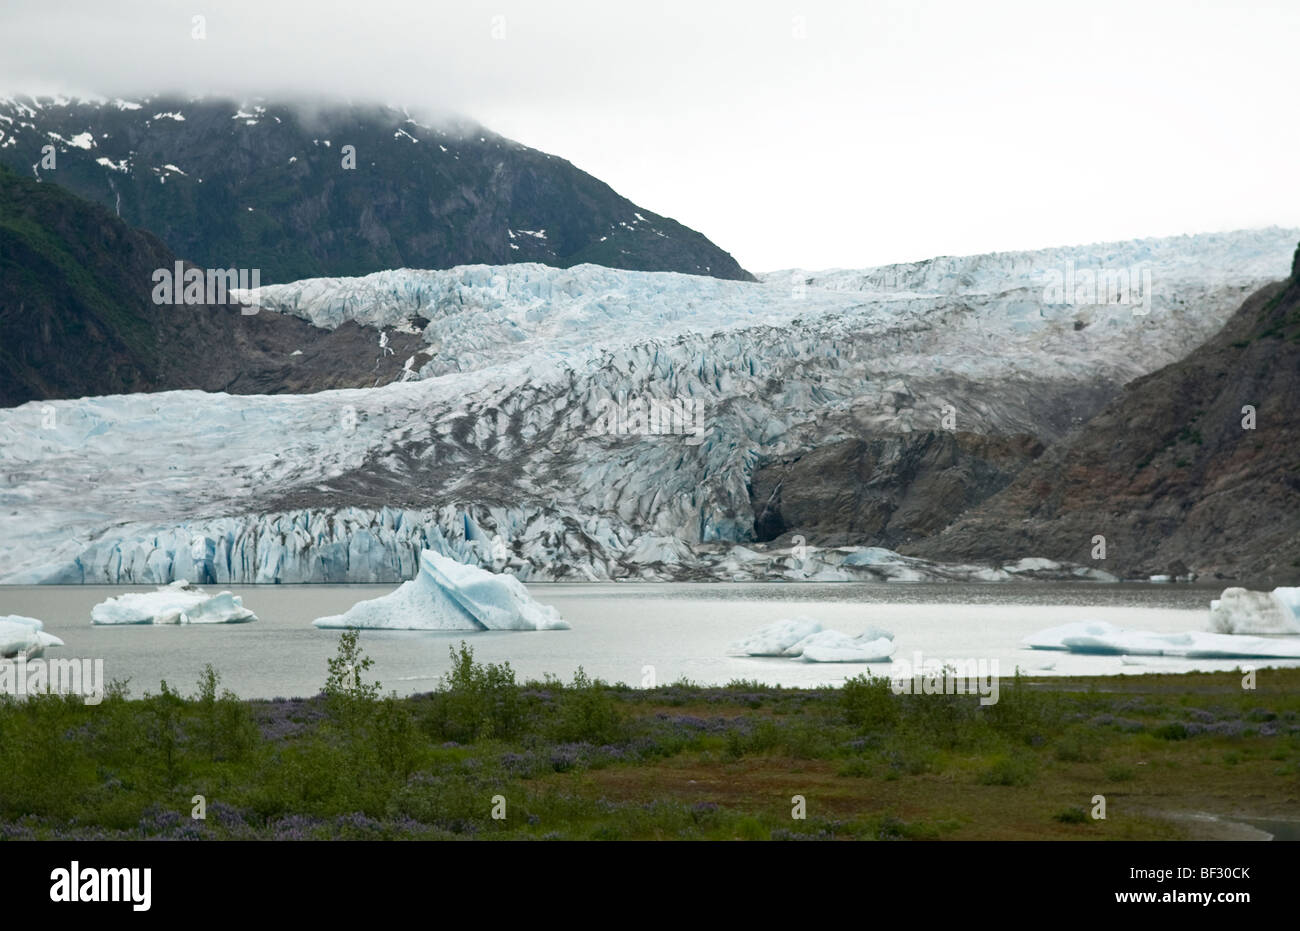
[3,0,1297,271]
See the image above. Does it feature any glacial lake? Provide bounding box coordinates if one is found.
[4,582,1296,699]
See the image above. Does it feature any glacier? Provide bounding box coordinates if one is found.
[313,550,567,630]
[3,228,1297,584]
[90,582,258,625]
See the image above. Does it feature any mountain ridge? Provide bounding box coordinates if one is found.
[0,94,754,284]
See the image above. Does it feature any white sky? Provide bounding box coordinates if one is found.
[1,0,1296,272]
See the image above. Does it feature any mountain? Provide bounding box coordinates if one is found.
[906,243,1300,585]
[0,95,752,284]
[2,229,1294,583]
[0,164,426,406]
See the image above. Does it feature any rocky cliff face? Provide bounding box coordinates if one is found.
[0,165,424,406]
[749,431,1045,548]
[907,256,1300,585]
[0,95,752,283]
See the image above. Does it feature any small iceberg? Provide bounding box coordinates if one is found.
[1024,621,1300,659]
[91,581,258,625]
[313,549,568,630]
[796,629,895,663]
[786,625,895,656]
[729,619,894,662]
[1023,620,1122,650]
[727,617,822,656]
[0,615,65,658]
[1209,587,1300,635]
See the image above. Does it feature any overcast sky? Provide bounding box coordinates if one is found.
[2,0,1296,272]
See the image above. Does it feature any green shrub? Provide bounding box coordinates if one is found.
[841,674,899,730]
[549,667,625,745]
[1104,763,1137,782]
[980,672,1061,744]
[1154,722,1189,741]
[880,745,938,776]
[1054,733,1101,762]
[191,665,258,762]
[144,680,186,787]
[977,753,1036,786]
[373,696,419,778]
[1054,807,1088,824]
[324,630,381,704]
[837,757,874,778]
[724,717,781,760]
[901,691,978,749]
[422,642,523,743]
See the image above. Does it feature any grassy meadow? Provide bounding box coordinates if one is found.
[1,633,1297,840]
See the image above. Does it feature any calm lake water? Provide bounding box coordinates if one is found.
[3,582,1294,699]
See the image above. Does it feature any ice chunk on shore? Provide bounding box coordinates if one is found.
[91,584,257,625]
[1209,587,1300,635]
[727,617,822,656]
[1025,621,1300,658]
[0,615,64,658]
[797,629,896,663]
[841,548,906,567]
[1004,557,1063,574]
[313,549,567,630]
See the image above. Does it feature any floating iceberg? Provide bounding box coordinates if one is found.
[733,621,894,657]
[1023,621,1124,650]
[729,619,894,662]
[1024,621,1300,659]
[786,624,895,655]
[91,581,257,625]
[727,617,822,656]
[1209,587,1300,635]
[313,549,568,630]
[0,615,65,658]
[797,630,896,663]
